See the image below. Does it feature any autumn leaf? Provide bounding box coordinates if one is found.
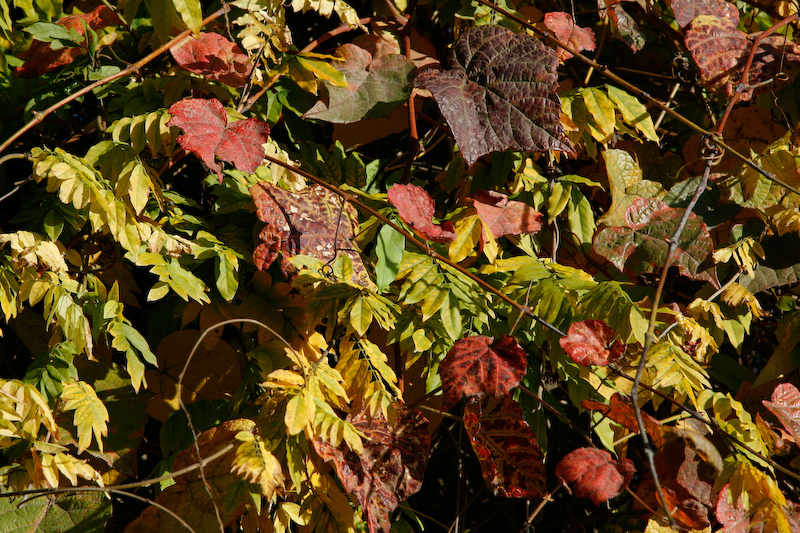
[583,392,664,447]
[604,0,646,52]
[313,409,431,533]
[167,98,270,180]
[250,182,373,287]
[387,183,456,243]
[439,335,528,410]
[542,12,596,61]
[471,190,543,239]
[560,319,625,367]
[463,396,546,498]
[415,26,574,167]
[763,383,800,444]
[60,381,109,454]
[555,447,635,505]
[170,32,253,87]
[669,0,739,29]
[592,197,715,282]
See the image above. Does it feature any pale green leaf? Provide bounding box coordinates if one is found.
[61,381,109,453]
[376,225,405,292]
[605,85,659,142]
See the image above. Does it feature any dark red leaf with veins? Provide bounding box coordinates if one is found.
[555,447,635,505]
[171,32,253,87]
[313,409,431,533]
[560,320,625,367]
[583,392,664,448]
[472,190,542,239]
[440,335,528,410]
[387,184,456,243]
[763,383,800,444]
[463,396,546,498]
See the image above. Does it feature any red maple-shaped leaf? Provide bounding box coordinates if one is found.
[463,396,546,498]
[440,335,528,410]
[555,447,635,505]
[542,12,597,61]
[313,409,431,533]
[387,184,456,243]
[170,32,253,87]
[583,393,664,448]
[16,6,122,78]
[167,98,270,179]
[763,383,800,444]
[471,190,543,239]
[560,320,625,367]
[250,183,372,288]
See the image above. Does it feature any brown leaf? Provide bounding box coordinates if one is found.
[250,182,372,288]
[763,382,800,444]
[463,396,546,498]
[583,392,664,448]
[170,32,253,87]
[439,335,528,410]
[167,98,270,179]
[559,320,625,367]
[555,447,635,505]
[387,184,456,243]
[313,409,431,533]
[542,12,597,61]
[669,0,738,29]
[471,190,543,239]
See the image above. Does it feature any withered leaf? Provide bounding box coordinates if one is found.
[471,190,543,239]
[555,447,635,505]
[170,32,253,87]
[560,320,625,367]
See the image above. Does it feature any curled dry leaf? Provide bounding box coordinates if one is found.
[387,184,456,243]
[555,447,635,505]
[170,32,253,87]
[471,190,543,239]
[559,319,625,366]
[542,12,597,61]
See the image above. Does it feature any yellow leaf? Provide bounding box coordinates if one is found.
[448,214,481,263]
[348,296,372,336]
[232,431,285,500]
[583,87,616,143]
[599,148,642,226]
[284,389,314,435]
[546,181,570,223]
[61,381,109,453]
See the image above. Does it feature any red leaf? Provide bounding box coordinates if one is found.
[715,484,751,533]
[542,12,597,61]
[583,393,664,447]
[313,409,431,533]
[15,6,122,78]
[170,32,253,87]
[167,98,270,179]
[250,183,372,288]
[555,447,635,505]
[559,320,624,367]
[440,335,528,410]
[684,16,748,98]
[669,0,739,29]
[463,396,546,498]
[387,184,456,243]
[471,190,543,239]
[763,383,800,444]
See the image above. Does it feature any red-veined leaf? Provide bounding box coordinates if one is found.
[560,320,625,367]
[763,383,800,444]
[583,392,664,447]
[387,184,456,243]
[542,12,596,61]
[471,190,543,239]
[555,447,635,505]
[669,0,738,29]
[170,32,253,87]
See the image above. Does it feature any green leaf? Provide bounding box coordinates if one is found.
[0,493,111,533]
[148,0,177,42]
[599,148,642,226]
[376,225,404,292]
[605,85,659,142]
[440,292,462,341]
[216,252,239,301]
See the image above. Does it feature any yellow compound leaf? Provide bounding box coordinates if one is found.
[232,431,285,500]
[285,389,315,435]
[61,381,109,454]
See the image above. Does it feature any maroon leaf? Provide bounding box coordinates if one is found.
[250,183,372,287]
[170,32,253,87]
[463,396,546,498]
[387,184,456,243]
[583,393,664,448]
[542,12,597,61]
[669,0,739,29]
[763,383,800,444]
[167,98,270,180]
[555,447,635,505]
[440,335,528,410]
[592,197,715,282]
[415,26,574,167]
[313,409,431,533]
[471,190,543,239]
[560,320,625,367]
[15,6,122,78]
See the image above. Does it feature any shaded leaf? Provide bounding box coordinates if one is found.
[0,493,111,533]
[313,409,431,533]
[763,383,800,444]
[472,190,543,238]
[542,12,596,61]
[170,32,253,87]
[555,447,635,505]
[440,335,528,410]
[387,184,456,243]
[415,26,574,167]
[670,0,738,29]
[607,1,645,52]
[559,319,625,367]
[167,98,270,179]
[583,392,664,448]
[463,396,546,498]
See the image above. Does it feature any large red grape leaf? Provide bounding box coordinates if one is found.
[15,6,122,78]
[463,396,546,498]
[250,182,372,288]
[555,447,635,505]
[669,0,738,29]
[170,32,253,87]
[387,184,456,243]
[592,197,714,282]
[471,190,542,239]
[440,335,528,410]
[543,12,597,61]
[415,26,574,167]
[167,98,270,180]
[583,392,665,448]
[559,319,625,367]
[313,409,431,533]
[763,383,800,444]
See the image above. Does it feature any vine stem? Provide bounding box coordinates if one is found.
[0,7,229,156]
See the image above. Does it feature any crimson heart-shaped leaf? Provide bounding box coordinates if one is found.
[168,98,270,179]
[555,447,635,505]
[542,12,596,61]
[415,26,574,167]
[583,393,664,448]
[440,335,527,410]
[560,320,625,367]
[170,32,253,87]
[387,184,456,243]
[472,190,543,239]
[313,409,431,533]
[592,197,714,282]
[763,383,800,444]
[463,396,546,498]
